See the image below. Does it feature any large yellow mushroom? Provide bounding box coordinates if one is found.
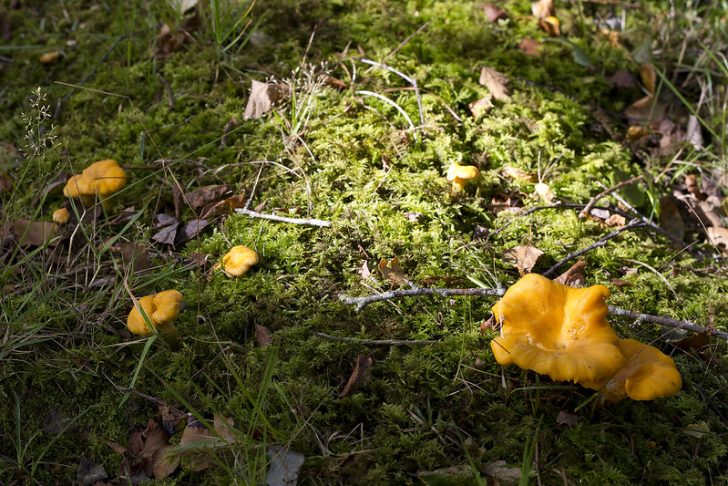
[127,289,184,337]
[63,159,127,206]
[215,245,259,277]
[490,273,626,390]
[446,163,480,194]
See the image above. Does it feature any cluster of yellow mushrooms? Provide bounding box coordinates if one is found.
[491,274,682,402]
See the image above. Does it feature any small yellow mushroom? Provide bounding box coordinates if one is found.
[127,290,184,336]
[52,208,71,225]
[63,159,127,206]
[446,163,480,194]
[216,245,259,277]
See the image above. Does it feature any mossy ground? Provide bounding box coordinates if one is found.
[1,0,727,484]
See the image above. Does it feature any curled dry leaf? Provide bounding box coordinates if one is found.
[339,354,372,398]
[152,218,180,246]
[185,185,233,211]
[244,80,289,120]
[504,245,544,275]
[378,256,409,287]
[554,260,586,287]
[478,67,510,101]
[659,195,685,241]
[174,219,209,245]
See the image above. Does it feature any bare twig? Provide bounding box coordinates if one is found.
[235,208,331,227]
[340,287,505,312]
[608,306,728,340]
[579,175,644,218]
[313,332,437,346]
[356,90,416,132]
[542,220,644,277]
[360,58,424,127]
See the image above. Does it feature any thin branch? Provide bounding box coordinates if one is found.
[235,208,331,227]
[542,220,644,276]
[359,59,424,127]
[313,332,437,346]
[579,175,644,218]
[340,287,505,312]
[356,90,416,133]
[608,306,728,340]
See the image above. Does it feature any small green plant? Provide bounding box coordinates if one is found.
[20,87,57,160]
[200,0,257,56]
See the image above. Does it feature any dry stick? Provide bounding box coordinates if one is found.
[359,58,424,127]
[339,286,728,341]
[579,175,644,218]
[542,220,644,277]
[313,332,437,346]
[235,208,331,228]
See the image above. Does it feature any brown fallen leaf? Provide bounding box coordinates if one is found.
[255,324,273,347]
[604,213,626,227]
[324,75,347,90]
[152,219,180,246]
[106,440,127,455]
[159,405,186,435]
[109,207,139,226]
[639,63,657,95]
[675,332,711,352]
[624,95,666,122]
[469,95,493,118]
[179,418,215,472]
[141,420,169,476]
[185,185,233,211]
[482,460,521,485]
[153,11,199,59]
[212,414,236,443]
[697,196,725,228]
[531,0,554,18]
[659,195,685,240]
[608,69,636,89]
[200,193,246,218]
[518,38,542,57]
[12,219,59,247]
[504,245,544,275]
[556,410,578,427]
[539,16,560,36]
[244,80,288,120]
[478,67,510,102]
[554,260,586,287]
[482,3,508,22]
[110,242,151,272]
[339,354,372,397]
[174,219,209,246]
[686,115,703,150]
[152,445,180,480]
[378,256,409,287]
[706,227,728,255]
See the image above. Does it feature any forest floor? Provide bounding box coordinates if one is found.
[1,0,728,484]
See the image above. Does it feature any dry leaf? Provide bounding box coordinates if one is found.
[707,227,728,255]
[531,0,554,18]
[502,166,535,182]
[554,260,586,287]
[244,80,288,120]
[185,185,233,211]
[697,196,725,228]
[77,458,108,486]
[152,445,180,479]
[604,213,626,227]
[639,63,657,95]
[213,415,236,443]
[339,354,372,397]
[534,181,554,203]
[625,125,650,143]
[110,242,151,272]
[482,3,507,22]
[518,38,541,56]
[469,95,493,117]
[39,50,61,64]
[267,446,305,486]
[478,67,510,101]
[152,221,180,246]
[106,441,127,455]
[109,207,139,226]
[153,12,199,59]
[179,418,214,472]
[504,245,544,275]
[324,75,347,90]
[358,260,371,280]
[174,219,209,245]
[200,193,246,218]
[686,115,703,149]
[608,70,636,89]
[378,256,408,286]
[676,332,711,352]
[159,405,186,435]
[255,324,273,347]
[659,195,685,240]
[624,95,665,122]
[12,219,59,247]
[482,460,521,485]
[539,16,560,36]
[556,410,578,426]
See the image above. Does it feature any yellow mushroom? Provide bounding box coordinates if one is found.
[127,290,184,336]
[216,245,259,277]
[63,159,127,206]
[490,274,625,390]
[600,338,682,402]
[446,163,480,194]
[52,208,71,225]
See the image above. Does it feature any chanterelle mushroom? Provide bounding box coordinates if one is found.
[216,245,259,277]
[127,289,184,336]
[63,159,127,205]
[446,163,480,193]
[490,273,625,389]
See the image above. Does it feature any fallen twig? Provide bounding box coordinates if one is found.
[235,208,331,227]
[313,332,437,346]
[608,306,728,340]
[579,175,643,218]
[360,58,424,127]
[542,220,643,277]
[340,287,505,312]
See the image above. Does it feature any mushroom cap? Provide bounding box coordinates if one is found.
[63,159,127,199]
[490,273,625,388]
[52,208,71,225]
[601,338,682,401]
[126,290,184,336]
[446,163,480,184]
[220,245,259,277]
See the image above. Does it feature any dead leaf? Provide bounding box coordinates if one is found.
[608,69,636,89]
[531,0,554,18]
[39,50,61,64]
[200,193,246,218]
[707,227,728,255]
[159,405,186,435]
[152,221,180,246]
[502,166,535,182]
[154,213,179,229]
[534,181,554,203]
[482,3,508,22]
[244,80,288,120]
[480,315,495,333]
[378,256,408,287]
[185,185,233,211]
[255,324,273,347]
[213,415,236,443]
[359,260,371,280]
[469,95,493,117]
[179,418,214,472]
[482,460,521,485]
[686,115,703,149]
[639,63,657,95]
[153,12,199,59]
[625,125,650,143]
[266,446,305,486]
[172,182,184,220]
[556,410,578,426]
[675,332,711,352]
[109,207,139,226]
[659,195,685,241]
[478,67,510,101]
[174,219,209,245]
[339,354,372,398]
[605,213,626,227]
[151,445,180,479]
[140,420,169,476]
[77,458,108,486]
[324,75,347,90]
[518,38,541,56]
[624,95,665,122]
[504,245,544,275]
[554,260,586,287]
[110,242,151,272]
[12,219,59,247]
[221,117,238,146]
[128,430,145,458]
[697,196,725,228]
[106,440,127,455]
[539,16,560,36]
